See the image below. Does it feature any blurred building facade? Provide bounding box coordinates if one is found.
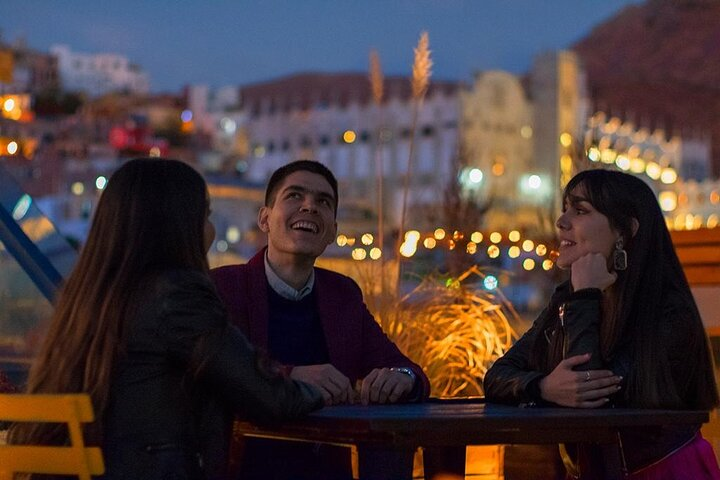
[235,73,459,229]
[0,37,59,95]
[50,44,150,97]
[458,51,590,237]
[192,51,709,243]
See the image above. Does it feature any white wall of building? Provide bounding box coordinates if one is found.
[50,44,150,97]
[240,87,460,226]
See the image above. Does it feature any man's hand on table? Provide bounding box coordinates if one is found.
[290,364,355,405]
[359,368,414,405]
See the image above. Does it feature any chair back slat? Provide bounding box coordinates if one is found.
[0,446,104,477]
[0,394,104,479]
[0,394,95,422]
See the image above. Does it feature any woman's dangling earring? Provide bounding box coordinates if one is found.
[613,237,627,271]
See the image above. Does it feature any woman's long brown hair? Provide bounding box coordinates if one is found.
[9,158,210,446]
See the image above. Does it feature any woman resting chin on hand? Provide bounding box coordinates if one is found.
[484,169,720,479]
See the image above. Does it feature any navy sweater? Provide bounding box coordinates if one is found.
[266,285,330,366]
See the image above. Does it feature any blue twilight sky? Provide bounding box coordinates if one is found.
[1,1,644,93]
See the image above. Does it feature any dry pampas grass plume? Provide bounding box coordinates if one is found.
[411,31,432,100]
[397,31,433,277]
[369,49,384,105]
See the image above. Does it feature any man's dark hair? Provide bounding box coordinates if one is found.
[264,160,339,214]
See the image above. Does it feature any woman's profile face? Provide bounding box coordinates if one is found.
[555,184,619,270]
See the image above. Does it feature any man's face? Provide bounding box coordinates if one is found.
[258,170,338,261]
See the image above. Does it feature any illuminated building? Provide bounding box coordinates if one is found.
[191,55,588,239]
[459,71,534,210]
[457,51,588,236]
[582,111,718,230]
[201,73,460,230]
[153,52,719,265]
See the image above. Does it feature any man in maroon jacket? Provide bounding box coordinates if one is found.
[211,160,429,480]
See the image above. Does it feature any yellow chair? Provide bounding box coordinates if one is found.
[0,394,104,480]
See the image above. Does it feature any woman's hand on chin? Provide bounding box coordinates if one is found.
[571,253,617,291]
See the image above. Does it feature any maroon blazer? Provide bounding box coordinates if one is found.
[210,248,430,398]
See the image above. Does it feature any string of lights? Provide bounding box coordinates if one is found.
[335,228,557,271]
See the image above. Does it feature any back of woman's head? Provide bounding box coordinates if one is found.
[564,168,717,409]
[11,158,210,445]
[87,157,209,277]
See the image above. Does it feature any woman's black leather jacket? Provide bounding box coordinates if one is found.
[102,269,324,480]
[484,281,700,475]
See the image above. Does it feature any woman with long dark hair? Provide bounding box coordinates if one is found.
[9,158,323,479]
[485,169,719,479]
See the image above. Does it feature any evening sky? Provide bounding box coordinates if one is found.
[1,1,643,93]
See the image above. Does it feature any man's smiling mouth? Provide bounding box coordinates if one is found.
[291,221,319,233]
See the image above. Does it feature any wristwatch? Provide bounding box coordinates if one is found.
[390,367,416,385]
